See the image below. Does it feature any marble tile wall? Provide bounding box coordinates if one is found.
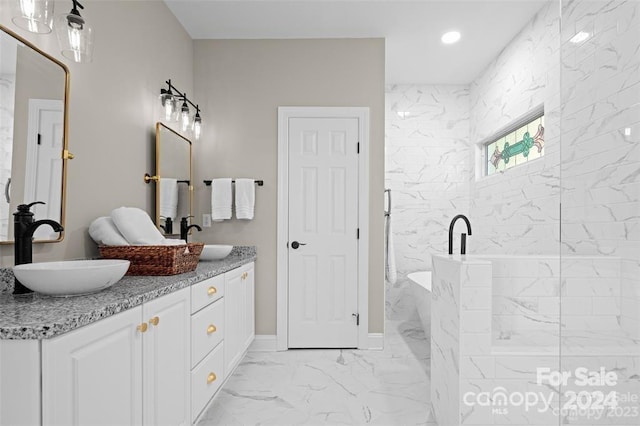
[0,74,14,241]
[468,1,561,257]
[490,256,621,341]
[385,85,470,319]
[558,0,640,337]
[433,255,640,426]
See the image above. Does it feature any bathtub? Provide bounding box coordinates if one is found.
[407,271,431,337]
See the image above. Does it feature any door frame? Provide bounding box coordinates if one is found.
[276,106,370,351]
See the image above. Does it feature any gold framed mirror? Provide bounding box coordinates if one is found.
[0,25,70,244]
[153,122,192,236]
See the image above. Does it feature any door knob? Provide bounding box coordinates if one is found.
[291,241,307,249]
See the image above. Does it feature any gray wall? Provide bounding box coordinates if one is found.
[0,0,194,264]
[192,39,386,334]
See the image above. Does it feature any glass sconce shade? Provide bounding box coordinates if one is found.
[160,89,176,121]
[180,99,190,131]
[11,0,54,34]
[55,10,94,63]
[193,112,202,140]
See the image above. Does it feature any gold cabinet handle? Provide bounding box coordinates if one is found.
[207,324,217,334]
[207,286,217,296]
[137,323,148,333]
[149,316,160,326]
[207,372,217,384]
[63,150,74,160]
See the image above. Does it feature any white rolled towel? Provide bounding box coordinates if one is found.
[235,178,255,220]
[89,217,129,246]
[211,178,232,221]
[111,207,165,246]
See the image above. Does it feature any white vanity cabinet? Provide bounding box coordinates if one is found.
[0,258,256,426]
[41,287,191,426]
[191,261,255,423]
[224,262,255,374]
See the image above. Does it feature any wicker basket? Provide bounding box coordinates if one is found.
[99,243,204,276]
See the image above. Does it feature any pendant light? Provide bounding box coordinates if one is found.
[11,0,54,34]
[180,96,190,132]
[55,0,94,63]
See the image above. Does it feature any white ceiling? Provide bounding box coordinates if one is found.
[164,0,548,85]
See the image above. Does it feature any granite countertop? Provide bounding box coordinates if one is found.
[0,246,256,340]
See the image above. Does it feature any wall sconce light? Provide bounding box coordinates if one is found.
[11,0,54,34]
[160,79,204,140]
[55,0,94,63]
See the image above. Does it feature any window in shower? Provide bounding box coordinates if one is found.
[485,112,545,175]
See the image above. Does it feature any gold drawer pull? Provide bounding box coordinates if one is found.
[207,286,217,296]
[149,316,160,326]
[207,324,217,334]
[137,323,148,333]
[207,372,217,384]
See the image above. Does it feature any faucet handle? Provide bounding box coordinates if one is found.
[18,201,45,212]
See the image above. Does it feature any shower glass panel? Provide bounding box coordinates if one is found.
[428,0,565,424]
[559,1,640,425]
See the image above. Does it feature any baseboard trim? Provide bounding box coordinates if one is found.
[367,333,384,350]
[249,335,278,352]
[252,333,384,351]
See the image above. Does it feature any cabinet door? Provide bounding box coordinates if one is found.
[143,287,191,426]
[42,307,143,426]
[224,267,243,374]
[243,262,255,351]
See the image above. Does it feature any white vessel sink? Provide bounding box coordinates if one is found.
[13,260,130,297]
[200,245,233,261]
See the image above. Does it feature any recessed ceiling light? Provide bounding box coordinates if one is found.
[570,31,590,44]
[441,31,461,45]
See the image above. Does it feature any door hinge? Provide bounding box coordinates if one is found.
[357,142,360,154]
[357,228,360,239]
[37,133,41,145]
[352,313,360,326]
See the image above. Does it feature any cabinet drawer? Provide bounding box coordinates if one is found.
[191,298,224,367]
[191,342,224,421]
[191,274,224,313]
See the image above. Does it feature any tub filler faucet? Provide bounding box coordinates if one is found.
[448,214,472,255]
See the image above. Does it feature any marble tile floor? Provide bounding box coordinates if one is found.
[197,320,435,426]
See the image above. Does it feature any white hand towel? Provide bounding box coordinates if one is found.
[235,178,255,220]
[88,216,129,246]
[385,215,397,284]
[211,178,232,221]
[159,178,179,221]
[111,207,165,245]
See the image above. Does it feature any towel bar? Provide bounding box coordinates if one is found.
[203,180,264,186]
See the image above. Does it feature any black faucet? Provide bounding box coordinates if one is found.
[448,214,472,255]
[160,217,173,234]
[180,216,201,243]
[13,202,64,295]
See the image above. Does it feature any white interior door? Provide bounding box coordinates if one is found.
[25,99,63,239]
[287,117,359,348]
